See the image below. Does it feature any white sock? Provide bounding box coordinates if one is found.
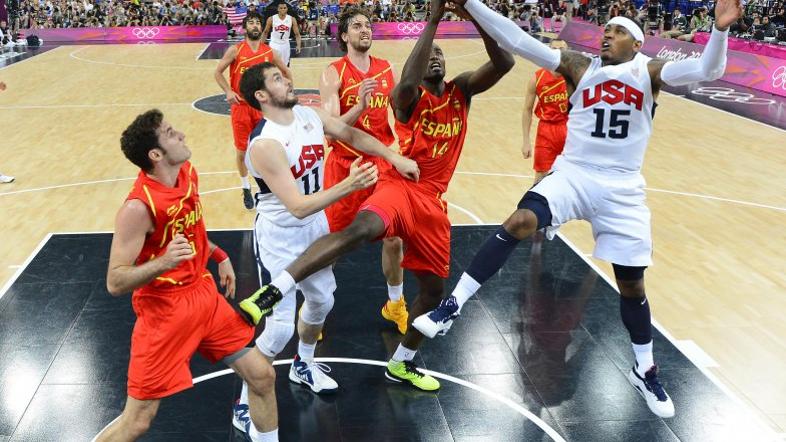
[248,423,278,442]
[271,271,296,295]
[387,283,403,302]
[239,381,249,407]
[241,175,250,189]
[453,273,481,308]
[298,340,316,362]
[392,344,417,362]
[633,341,654,376]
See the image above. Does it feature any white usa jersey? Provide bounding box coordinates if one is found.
[562,52,655,174]
[270,14,292,45]
[246,105,326,227]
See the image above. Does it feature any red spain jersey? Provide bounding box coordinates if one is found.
[229,41,275,98]
[126,161,210,293]
[328,55,396,160]
[393,81,468,195]
[534,68,569,123]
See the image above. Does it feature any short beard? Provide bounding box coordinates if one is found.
[349,40,371,53]
[271,94,298,109]
[246,29,261,41]
[424,71,445,84]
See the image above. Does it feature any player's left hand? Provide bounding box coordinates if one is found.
[296,45,302,54]
[714,0,742,31]
[393,155,420,181]
[218,259,236,299]
[446,1,472,20]
[0,82,6,91]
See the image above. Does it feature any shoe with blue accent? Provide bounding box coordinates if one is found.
[288,354,338,394]
[412,296,460,339]
[231,399,251,434]
[628,364,675,418]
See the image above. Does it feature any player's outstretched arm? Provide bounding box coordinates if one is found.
[214,45,241,105]
[459,0,560,69]
[248,138,378,219]
[392,0,444,122]
[451,3,514,97]
[106,201,193,296]
[650,0,740,89]
[316,107,420,181]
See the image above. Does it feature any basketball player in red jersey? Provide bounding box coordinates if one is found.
[97,110,281,442]
[521,39,569,184]
[240,0,514,391]
[215,11,293,210]
[319,6,409,335]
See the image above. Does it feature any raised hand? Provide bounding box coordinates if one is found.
[714,0,743,30]
[357,78,379,111]
[429,0,447,23]
[446,1,472,20]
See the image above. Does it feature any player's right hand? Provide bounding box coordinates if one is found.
[226,91,241,105]
[0,82,6,92]
[522,142,532,159]
[357,79,379,111]
[392,156,420,182]
[160,234,195,270]
[431,0,448,21]
[347,157,379,191]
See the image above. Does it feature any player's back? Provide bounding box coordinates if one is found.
[393,81,468,195]
[126,161,210,294]
[246,105,327,227]
[270,14,293,45]
[563,52,654,174]
[328,55,396,160]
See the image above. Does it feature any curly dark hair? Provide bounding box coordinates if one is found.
[240,62,277,111]
[242,11,264,29]
[338,5,372,52]
[120,109,163,172]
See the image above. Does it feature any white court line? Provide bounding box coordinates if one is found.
[195,42,211,61]
[69,46,213,70]
[555,232,779,441]
[0,46,63,71]
[448,202,484,224]
[454,171,786,212]
[0,102,192,110]
[189,357,566,442]
[191,98,230,118]
[0,233,53,303]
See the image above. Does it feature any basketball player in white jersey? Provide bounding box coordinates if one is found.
[414,0,741,419]
[263,2,302,67]
[230,62,419,437]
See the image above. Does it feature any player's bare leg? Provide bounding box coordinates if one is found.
[229,348,279,440]
[381,237,408,334]
[384,271,442,391]
[95,397,160,441]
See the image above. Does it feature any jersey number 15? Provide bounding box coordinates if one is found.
[590,109,630,139]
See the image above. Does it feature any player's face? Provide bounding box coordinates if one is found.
[277,4,287,17]
[344,14,372,53]
[258,68,298,109]
[600,24,640,64]
[244,18,263,41]
[424,44,445,82]
[154,120,191,166]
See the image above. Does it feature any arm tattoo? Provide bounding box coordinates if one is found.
[557,50,591,89]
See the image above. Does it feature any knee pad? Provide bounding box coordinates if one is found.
[300,293,335,325]
[256,318,295,358]
[516,191,552,230]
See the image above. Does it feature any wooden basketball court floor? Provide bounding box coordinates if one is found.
[0,38,784,440]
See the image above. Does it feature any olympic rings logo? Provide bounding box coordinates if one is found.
[396,22,425,35]
[772,66,786,90]
[691,87,775,105]
[131,27,161,39]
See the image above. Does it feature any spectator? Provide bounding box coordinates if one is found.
[660,6,688,38]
